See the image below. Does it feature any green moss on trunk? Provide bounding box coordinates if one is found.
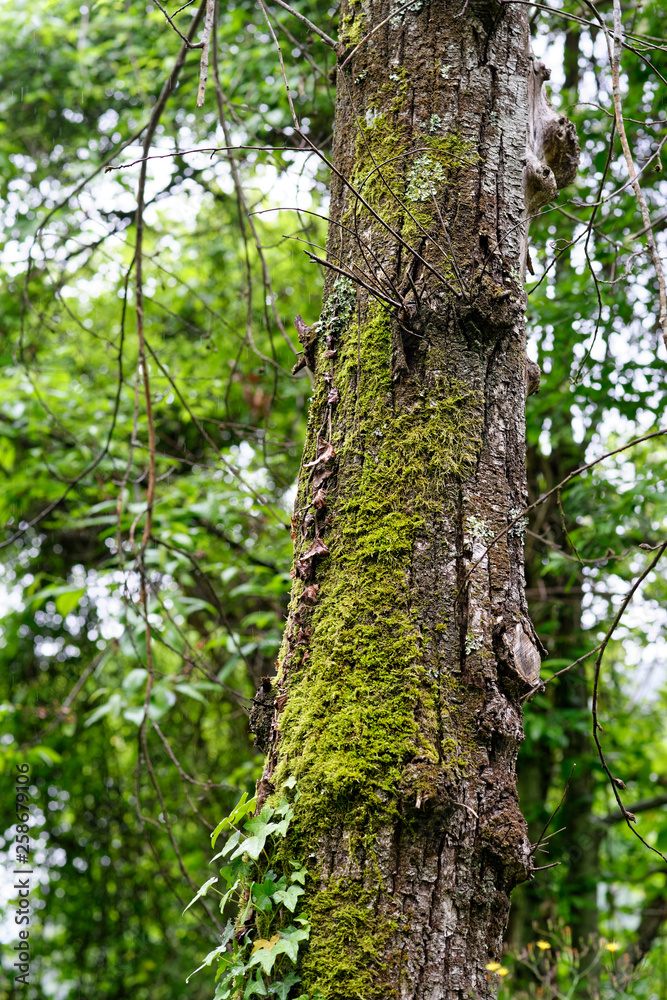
[275,305,482,837]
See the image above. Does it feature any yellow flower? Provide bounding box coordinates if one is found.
[498,967,509,976]
[485,962,501,971]
[606,942,620,953]
[536,940,552,951]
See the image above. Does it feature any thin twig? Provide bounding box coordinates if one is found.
[152,0,204,48]
[591,538,667,862]
[269,0,337,49]
[22,653,106,747]
[531,765,576,858]
[462,428,667,590]
[609,0,667,346]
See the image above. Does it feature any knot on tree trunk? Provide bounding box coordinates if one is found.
[523,58,580,215]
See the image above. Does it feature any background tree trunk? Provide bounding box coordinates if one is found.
[259,1,549,995]
[507,432,601,995]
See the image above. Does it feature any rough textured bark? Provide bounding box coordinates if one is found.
[253,1,576,995]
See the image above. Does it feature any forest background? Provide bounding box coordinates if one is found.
[0,0,666,997]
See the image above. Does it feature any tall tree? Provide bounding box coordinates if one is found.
[251,1,577,995]
[3,0,667,997]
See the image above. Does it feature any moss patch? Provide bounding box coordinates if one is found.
[301,882,400,1000]
[275,305,482,835]
[350,114,478,219]
[345,114,479,266]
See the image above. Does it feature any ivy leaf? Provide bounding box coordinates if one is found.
[269,972,302,1000]
[273,884,305,913]
[244,972,268,998]
[248,935,281,975]
[243,806,275,834]
[251,934,280,955]
[182,876,218,915]
[231,831,269,862]
[269,926,310,965]
[211,792,257,847]
[289,864,307,885]
[252,876,285,911]
[185,925,231,983]
[231,811,284,861]
[214,829,243,861]
[272,806,294,838]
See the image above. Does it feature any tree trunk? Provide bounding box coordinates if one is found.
[254,1,576,995]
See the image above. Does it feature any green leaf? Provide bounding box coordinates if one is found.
[244,972,268,998]
[212,829,242,861]
[85,693,123,727]
[269,972,302,1000]
[273,925,310,964]
[0,436,16,472]
[174,682,208,704]
[182,876,218,915]
[122,668,149,694]
[185,921,232,983]
[289,864,307,885]
[247,944,279,976]
[231,831,270,862]
[211,792,257,846]
[54,587,85,617]
[273,884,305,913]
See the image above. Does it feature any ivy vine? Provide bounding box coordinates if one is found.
[186,779,319,1000]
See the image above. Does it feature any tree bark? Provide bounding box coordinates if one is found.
[254,1,577,995]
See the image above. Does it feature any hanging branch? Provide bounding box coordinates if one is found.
[151,0,204,49]
[462,427,667,590]
[609,0,667,347]
[591,537,667,863]
[578,0,667,348]
[530,765,576,859]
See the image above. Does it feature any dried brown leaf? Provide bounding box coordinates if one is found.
[294,558,310,580]
[312,467,333,490]
[303,537,330,560]
[304,440,336,468]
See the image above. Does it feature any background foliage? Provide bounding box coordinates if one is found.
[0,0,666,998]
